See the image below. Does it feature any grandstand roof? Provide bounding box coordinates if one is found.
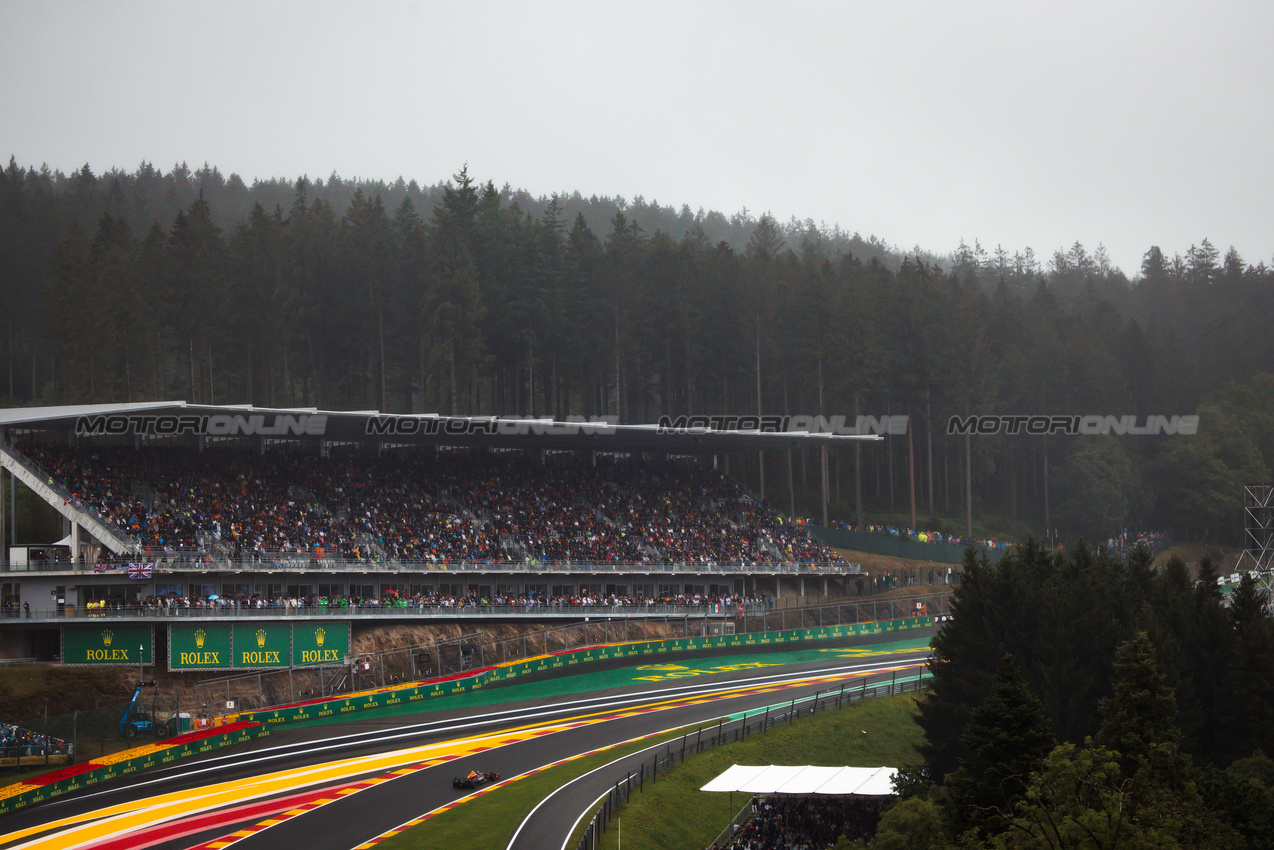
[0,402,881,454]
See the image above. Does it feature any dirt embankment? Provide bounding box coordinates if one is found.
[1,569,956,721]
[0,619,686,720]
[1152,543,1243,576]
[831,546,959,577]
[0,666,136,719]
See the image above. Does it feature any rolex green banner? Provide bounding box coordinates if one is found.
[232,624,291,669]
[62,625,153,666]
[169,624,232,670]
[292,622,350,666]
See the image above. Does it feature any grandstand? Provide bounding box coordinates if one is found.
[0,403,878,639]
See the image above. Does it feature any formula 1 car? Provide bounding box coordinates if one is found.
[453,769,500,789]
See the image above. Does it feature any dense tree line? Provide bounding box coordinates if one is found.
[3,157,1274,544]
[875,544,1274,848]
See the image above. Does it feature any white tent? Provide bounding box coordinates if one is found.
[700,765,772,793]
[773,765,844,795]
[701,765,897,797]
[817,766,895,796]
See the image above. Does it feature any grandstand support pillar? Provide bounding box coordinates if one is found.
[71,520,80,565]
[8,469,16,554]
[820,446,829,527]
[759,451,765,501]
[787,450,795,521]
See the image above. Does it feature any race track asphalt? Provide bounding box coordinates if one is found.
[0,632,934,850]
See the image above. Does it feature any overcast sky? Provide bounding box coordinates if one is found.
[3,1,1271,275]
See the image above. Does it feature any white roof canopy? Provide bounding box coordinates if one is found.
[701,765,897,797]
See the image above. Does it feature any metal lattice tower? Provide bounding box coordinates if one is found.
[1235,484,1274,609]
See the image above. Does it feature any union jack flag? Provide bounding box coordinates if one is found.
[128,563,153,580]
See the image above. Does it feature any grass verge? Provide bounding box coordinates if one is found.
[373,693,922,850]
[577,693,923,850]
[372,723,711,850]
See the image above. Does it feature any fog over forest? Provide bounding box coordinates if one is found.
[3,157,1272,547]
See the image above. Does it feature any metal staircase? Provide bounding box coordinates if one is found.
[0,441,140,556]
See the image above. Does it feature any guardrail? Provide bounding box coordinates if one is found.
[231,616,934,729]
[575,672,928,850]
[185,595,947,713]
[1,613,935,817]
[0,722,270,816]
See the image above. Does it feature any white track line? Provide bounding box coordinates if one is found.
[47,655,927,810]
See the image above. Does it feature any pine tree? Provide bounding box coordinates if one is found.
[944,654,1055,839]
[1094,631,1189,791]
[1223,573,1274,761]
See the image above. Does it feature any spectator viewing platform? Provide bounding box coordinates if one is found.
[0,404,878,623]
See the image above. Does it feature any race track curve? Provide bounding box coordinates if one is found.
[0,637,932,850]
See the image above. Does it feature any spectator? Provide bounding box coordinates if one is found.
[17,445,848,569]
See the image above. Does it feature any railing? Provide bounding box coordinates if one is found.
[708,800,758,850]
[5,553,861,575]
[0,440,142,555]
[16,602,758,620]
[8,591,949,624]
[574,673,928,850]
[4,692,194,770]
[0,440,140,553]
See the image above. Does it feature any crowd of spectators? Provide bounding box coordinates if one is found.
[1,722,70,759]
[98,589,774,615]
[829,519,1011,551]
[19,445,847,568]
[1104,529,1170,554]
[714,795,883,849]
[831,519,1170,558]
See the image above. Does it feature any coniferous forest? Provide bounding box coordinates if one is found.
[3,157,1274,545]
[876,544,1274,848]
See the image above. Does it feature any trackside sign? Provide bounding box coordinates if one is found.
[167,622,349,670]
[169,624,232,670]
[62,625,154,666]
[293,622,351,666]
